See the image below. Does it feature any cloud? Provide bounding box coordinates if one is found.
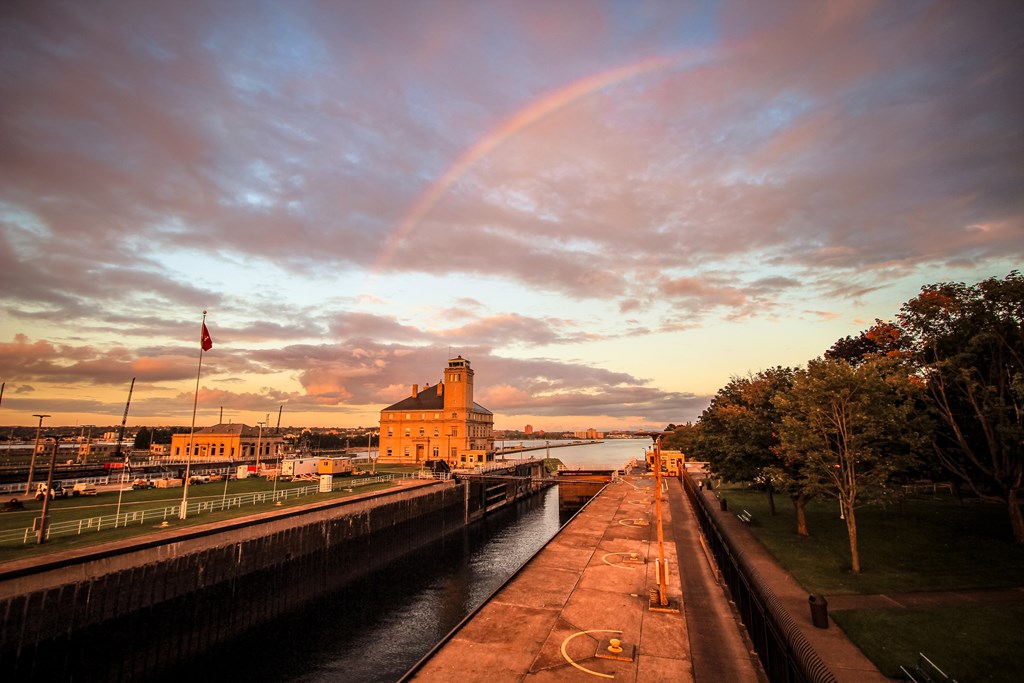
[1,2,1020,428]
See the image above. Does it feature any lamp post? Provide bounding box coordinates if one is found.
[25,414,50,495]
[369,432,375,475]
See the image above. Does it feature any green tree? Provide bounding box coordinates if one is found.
[825,320,911,366]
[133,426,152,450]
[898,271,1024,542]
[698,367,795,516]
[662,422,700,453]
[774,357,927,573]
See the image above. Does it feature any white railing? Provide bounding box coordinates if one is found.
[0,474,397,546]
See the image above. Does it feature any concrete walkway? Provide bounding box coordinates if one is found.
[666,477,765,683]
[411,474,777,682]
[411,474,697,681]
[824,587,1024,611]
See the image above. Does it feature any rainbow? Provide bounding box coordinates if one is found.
[372,52,688,274]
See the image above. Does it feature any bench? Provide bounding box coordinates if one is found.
[736,510,754,524]
[900,652,957,683]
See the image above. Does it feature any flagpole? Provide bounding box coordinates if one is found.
[180,311,208,520]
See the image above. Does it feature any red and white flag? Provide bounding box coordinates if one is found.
[201,322,213,351]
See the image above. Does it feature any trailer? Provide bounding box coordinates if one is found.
[236,465,257,479]
[318,457,354,476]
[280,458,319,481]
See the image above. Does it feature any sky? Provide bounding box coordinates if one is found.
[1,1,1022,432]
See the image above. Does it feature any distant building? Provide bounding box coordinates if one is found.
[524,424,533,434]
[379,356,494,467]
[78,442,122,459]
[169,423,285,462]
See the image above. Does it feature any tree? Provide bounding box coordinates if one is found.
[774,357,927,573]
[897,271,1024,542]
[826,320,910,366]
[698,367,795,516]
[133,427,152,450]
[662,422,700,453]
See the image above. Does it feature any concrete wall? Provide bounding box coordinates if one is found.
[0,481,465,681]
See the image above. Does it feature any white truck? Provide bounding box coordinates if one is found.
[35,481,70,500]
[280,458,319,481]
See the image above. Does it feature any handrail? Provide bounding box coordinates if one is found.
[0,474,396,545]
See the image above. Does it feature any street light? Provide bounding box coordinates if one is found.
[25,414,50,495]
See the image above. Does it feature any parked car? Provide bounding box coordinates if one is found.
[71,483,98,496]
[131,479,155,490]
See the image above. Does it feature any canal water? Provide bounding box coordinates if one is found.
[163,439,650,683]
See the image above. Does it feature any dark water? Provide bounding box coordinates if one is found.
[178,485,566,683]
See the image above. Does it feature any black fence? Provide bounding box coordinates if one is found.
[682,471,836,683]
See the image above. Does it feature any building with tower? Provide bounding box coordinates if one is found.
[378,356,494,467]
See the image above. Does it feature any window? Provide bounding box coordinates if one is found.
[386,448,393,458]
[433,447,439,457]
[175,446,180,456]
[434,428,439,437]
[419,427,425,436]
[452,427,457,437]
[452,412,457,419]
[405,428,411,437]
[405,413,411,419]
[387,427,393,437]
[403,446,410,456]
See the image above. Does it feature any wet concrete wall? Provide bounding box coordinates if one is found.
[0,481,465,681]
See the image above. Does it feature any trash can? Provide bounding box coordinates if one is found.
[720,498,728,512]
[808,594,829,628]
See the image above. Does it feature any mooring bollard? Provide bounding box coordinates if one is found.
[720,498,728,512]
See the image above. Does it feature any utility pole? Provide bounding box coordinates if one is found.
[25,414,50,495]
[36,437,60,544]
[255,421,265,471]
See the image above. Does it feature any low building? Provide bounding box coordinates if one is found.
[379,356,494,467]
[647,448,685,477]
[169,423,285,463]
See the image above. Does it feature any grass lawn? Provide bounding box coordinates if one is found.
[716,485,1024,680]
[831,605,1024,682]
[717,487,1024,595]
[0,474,402,563]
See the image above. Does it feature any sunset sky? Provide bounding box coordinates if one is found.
[1,1,1021,432]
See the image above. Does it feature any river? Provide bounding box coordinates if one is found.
[160,439,650,683]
